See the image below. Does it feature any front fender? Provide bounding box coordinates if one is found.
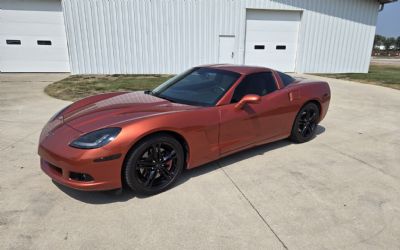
[111,108,220,169]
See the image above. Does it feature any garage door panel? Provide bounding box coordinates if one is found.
[246,33,298,42]
[0,35,68,45]
[246,46,296,54]
[0,0,69,72]
[1,47,69,60]
[246,22,299,32]
[1,24,66,38]
[1,10,64,24]
[246,51,297,60]
[246,30,293,37]
[247,9,301,21]
[245,9,301,72]
[246,42,297,48]
[1,61,69,72]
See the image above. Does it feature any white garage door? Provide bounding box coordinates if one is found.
[245,10,301,72]
[0,0,69,72]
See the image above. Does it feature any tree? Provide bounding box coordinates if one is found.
[374,35,386,47]
[397,37,400,51]
[384,37,396,50]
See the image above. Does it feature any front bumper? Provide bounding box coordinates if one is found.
[38,123,124,191]
[40,158,118,191]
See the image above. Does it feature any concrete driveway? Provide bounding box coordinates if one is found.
[0,73,399,250]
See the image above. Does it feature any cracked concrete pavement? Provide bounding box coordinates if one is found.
[0,73,399,249]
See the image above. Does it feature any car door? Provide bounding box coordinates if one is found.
[218,72,283,155]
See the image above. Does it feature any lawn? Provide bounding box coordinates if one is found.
[45,74,174,101]
[316,64,400,90]
[46,64,399,101]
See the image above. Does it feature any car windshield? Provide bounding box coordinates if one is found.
[151,67,241,106]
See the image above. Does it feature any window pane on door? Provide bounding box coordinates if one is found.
[6,40,21,45]
[231,72,277,103]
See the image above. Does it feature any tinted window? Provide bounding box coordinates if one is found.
[254,45,265,50]
[37,40,52,45]
[6,40,21,45]
[152,67,240,106]
[277,71,296,87]
[231,72,277,103]
[276,45,286,50]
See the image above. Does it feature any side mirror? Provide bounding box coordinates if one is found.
[235,94,261,110]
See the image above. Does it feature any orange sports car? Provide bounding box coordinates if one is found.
[38,65,330,195]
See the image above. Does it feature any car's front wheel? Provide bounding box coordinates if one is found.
[290,102,320,143]
[124,134,185,196]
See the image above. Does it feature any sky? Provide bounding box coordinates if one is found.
[376,1,400,37]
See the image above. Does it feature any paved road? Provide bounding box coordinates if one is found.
[0,73,399,249]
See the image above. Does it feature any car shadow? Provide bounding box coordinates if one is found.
[53,181,137,203]
[176,125,326,186]
[53,125,325,204]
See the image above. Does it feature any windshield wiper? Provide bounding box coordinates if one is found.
[146,90,177,103]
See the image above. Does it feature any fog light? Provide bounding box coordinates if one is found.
[69,172,94,182]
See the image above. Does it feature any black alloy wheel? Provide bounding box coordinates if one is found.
[290,102,320,143]
[124,134,184,195]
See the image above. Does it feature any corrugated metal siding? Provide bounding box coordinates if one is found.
[61,0,379,74]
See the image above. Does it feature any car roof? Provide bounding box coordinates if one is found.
[199,64,273,75]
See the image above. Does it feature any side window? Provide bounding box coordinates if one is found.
[231,72,277,103]
[277,71,296,87]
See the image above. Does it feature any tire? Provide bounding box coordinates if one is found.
[290,102,320,143]
[124,134,185,196]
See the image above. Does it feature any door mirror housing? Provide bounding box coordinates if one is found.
[235,94,261,110]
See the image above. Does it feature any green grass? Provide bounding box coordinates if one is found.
[46,64,399,101]
[316,65,400,90]
[373,56,400,59]
[45,74,174,101]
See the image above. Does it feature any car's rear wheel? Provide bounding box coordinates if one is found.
[124,134,184,196]
[290,102,320,143]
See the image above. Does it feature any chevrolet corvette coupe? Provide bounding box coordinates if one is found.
[38,65,330,195]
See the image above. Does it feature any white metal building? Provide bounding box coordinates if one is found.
[0,0,396,74]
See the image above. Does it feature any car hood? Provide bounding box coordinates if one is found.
[61,91,198,133]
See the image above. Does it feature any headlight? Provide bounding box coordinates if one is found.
[70,127,121,149]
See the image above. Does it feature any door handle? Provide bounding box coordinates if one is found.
[231,52,234,58]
